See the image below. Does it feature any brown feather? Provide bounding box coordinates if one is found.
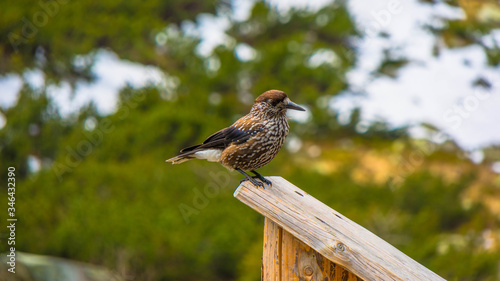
[166,89,296,172]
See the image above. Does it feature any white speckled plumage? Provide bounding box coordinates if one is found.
[166,90,305,186]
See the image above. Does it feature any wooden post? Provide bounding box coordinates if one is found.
[234,177,446,281]
[263,217,360,281]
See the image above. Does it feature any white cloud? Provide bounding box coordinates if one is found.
[0,74,22,109]
[45,50,167,117]
[336,0,500,149]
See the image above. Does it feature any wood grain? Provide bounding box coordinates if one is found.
[235,177,446,281]
[263,218,360,281]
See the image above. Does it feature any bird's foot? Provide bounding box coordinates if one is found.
[250,170,272,187]
[240,177,265,188]
[252,176,272,186]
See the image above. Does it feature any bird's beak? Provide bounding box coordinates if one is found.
[286,99,306,111]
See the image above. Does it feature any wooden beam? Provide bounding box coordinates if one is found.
[234,177,446,281]
[263,217,360,281]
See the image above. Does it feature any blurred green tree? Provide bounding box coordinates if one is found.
[1,0,499,280]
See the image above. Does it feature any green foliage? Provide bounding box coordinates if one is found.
[1,0,218,82]
[1,0,500,280]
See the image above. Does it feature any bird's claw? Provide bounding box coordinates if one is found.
[240,177,266,188]
[255,176,272,187]
[254,180,265,188]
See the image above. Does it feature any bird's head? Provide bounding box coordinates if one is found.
[252,90,305,117]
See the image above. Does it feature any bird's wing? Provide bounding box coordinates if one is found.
[180,124,263,153]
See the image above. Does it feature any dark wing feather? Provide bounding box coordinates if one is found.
[180,126,262,153]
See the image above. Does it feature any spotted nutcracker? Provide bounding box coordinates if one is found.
[166,90,305,188]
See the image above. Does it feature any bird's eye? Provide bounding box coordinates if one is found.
[267,99,280,106]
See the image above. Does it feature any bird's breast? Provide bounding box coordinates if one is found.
[221,117,289,170]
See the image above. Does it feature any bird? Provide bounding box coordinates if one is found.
[166,90,305,188]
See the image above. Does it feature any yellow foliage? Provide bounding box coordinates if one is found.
[351,151,394,185]
[458,0,500,23]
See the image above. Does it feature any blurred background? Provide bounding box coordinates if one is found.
[1,0,500,280]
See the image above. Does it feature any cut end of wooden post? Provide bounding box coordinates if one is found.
[233,176,283,198]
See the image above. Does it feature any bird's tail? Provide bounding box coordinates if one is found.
[165,155,193,164]
[166,151,196,164]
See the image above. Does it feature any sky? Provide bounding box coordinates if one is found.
[0,0,499,152]
[337,0,500,151]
